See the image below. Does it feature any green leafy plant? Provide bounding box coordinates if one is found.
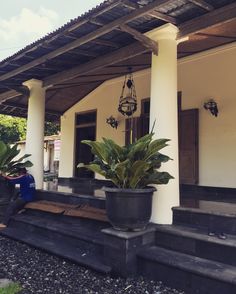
[78,132,174,189]
[0,282,22,294]
[0,141,33,176]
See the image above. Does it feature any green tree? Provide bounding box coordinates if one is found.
[44,121,60,136]
[0,115,60,144]
[0,115,26,144]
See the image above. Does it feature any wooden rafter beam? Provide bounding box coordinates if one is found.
[0,85,29,103]
[1,101,61,117]
[89,18,106,26]
[0,0,171,83]
[178,2,236,38]
[196,32,236,40]
[67,49,98,57]
[119,24,158,55]
[0,90,22,103]
[188,0,214,11]
[67,0,123,32]
[91,39,119,48]
[148,11,178,25]
[43,42,149,87]
[122,0,140,10]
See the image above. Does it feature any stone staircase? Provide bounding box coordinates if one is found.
[1,188,236,293]
[137,206,236,294]
[0,190,111,274]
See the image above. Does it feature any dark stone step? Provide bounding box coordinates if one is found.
[9,213,109,254]
[138,246,236,294]
[22,206,109,227]
[0,227,111,274]
[155,224,236,266]
[173,207,236,235]
[36,190,105,209]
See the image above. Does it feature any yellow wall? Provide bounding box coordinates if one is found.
[59,42,236,188]
[178,43,236,188]
[59,70,151,177]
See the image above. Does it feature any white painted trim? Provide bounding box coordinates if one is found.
[179,41,236,64]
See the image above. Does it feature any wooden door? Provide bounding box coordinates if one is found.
[74,111,96,178]
[179,109,199,184]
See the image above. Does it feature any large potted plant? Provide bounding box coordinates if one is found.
[78,132,173,231]
[0,141,33,216]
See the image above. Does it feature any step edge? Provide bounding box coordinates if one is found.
[138,246,236,285]
[0,229,111,274]
[173,206,236,218]
[37,189,105,202]
[155,225,236,248]
[10,215,105,246]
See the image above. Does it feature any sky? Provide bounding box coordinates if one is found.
[0,0,104,61]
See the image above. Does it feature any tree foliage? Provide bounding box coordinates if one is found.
[0,115,26,144]
[0,115,60,144]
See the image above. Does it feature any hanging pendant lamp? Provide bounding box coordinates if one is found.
[118,69,137,116]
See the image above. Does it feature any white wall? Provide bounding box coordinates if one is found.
[16,141,56,173]
[59,42,236,188]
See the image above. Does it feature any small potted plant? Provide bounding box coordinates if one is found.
[0,141,33,210]
[78,132,173,231]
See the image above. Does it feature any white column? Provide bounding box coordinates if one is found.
[146,24,179,224]
[23,79,46,189]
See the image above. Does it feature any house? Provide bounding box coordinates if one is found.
[0,1,236,291]
[16,134,60,175]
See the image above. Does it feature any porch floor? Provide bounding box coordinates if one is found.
[43,180,106,199]
[43,179,236,215]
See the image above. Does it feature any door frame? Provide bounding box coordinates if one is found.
[73,109,97,177]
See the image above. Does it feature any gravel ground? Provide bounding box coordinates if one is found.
[0,236,185,294]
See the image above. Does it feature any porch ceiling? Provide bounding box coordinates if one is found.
[0,0,235,121]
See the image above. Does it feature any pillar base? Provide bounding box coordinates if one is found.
[102,225,156,276]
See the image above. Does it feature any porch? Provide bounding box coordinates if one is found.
[1,178,236,293]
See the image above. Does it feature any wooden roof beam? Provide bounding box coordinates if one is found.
[122,0,140,10]
[0,0,171,82]
[91,39,119,48]
[0,90,22,103]
[43,41,149,87]
[67,0,124,32]
[89,18,107,26]
[0,85,29,103]
[188,0,214,11]
[178,2,236,38]
[2,101,62,117]
[148,11,178,24]
[67,49,98,57]
[119,24,158,55]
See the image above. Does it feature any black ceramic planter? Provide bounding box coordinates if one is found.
[103,186,156,231]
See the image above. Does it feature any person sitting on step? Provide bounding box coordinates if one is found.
[0,167,35,229]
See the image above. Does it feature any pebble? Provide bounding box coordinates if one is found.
[0,236,185,294]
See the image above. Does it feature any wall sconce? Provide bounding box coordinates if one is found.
[106,116,118,129]
[204,99,218,117]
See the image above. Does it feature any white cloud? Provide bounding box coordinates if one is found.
[0,7,59,59]
[0,7,59,41]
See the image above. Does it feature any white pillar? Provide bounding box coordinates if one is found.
[23,79,46,189]
[146,24,179,224]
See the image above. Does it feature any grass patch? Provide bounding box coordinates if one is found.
[0,283,21,294]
